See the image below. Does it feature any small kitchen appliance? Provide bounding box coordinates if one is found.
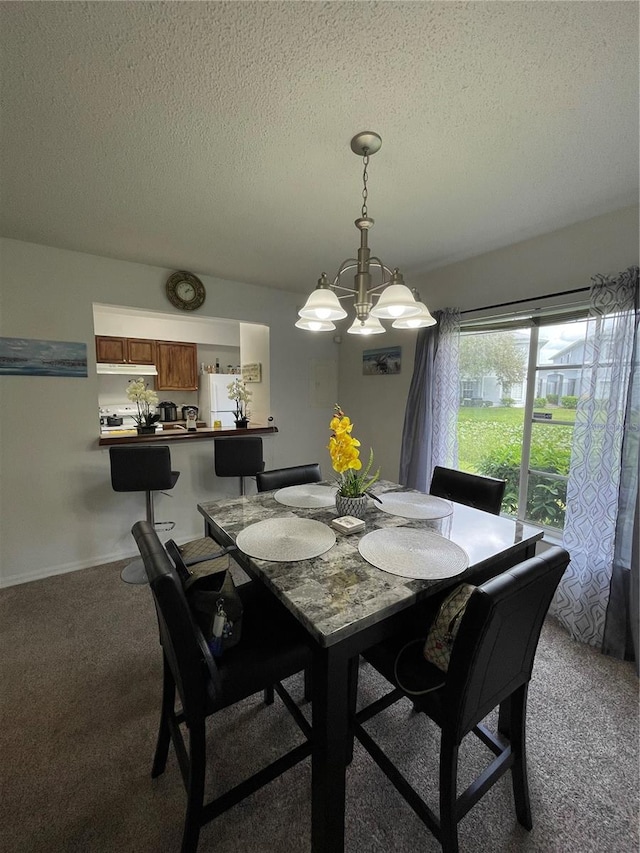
[158,401,178,422]
[184,407,198,432]
[99,405,162,434]
[181,405,199,421]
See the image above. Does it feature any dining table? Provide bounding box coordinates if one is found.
[197,479,543,853]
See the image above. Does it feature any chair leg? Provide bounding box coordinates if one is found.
[181,721,206,853]
[264,685,275,705]
[509,685,533,830]
[439,732,460,853]
[152,656,174,778]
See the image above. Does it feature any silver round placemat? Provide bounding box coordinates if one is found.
[274,484,337,508]
[358,528,469,579]
[376,492,453,520]
[235,517,336,562]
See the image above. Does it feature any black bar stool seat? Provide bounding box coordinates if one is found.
[214,437,264,495]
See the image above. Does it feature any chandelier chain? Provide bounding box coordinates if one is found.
[361,149,369,218]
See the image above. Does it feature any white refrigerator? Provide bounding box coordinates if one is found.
[198,374,238,427]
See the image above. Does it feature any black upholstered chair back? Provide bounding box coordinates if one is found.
[256,463,322,492]
[430,465,506,515]
[445,547,570,740]
[132,520,218,720]
[214,437,265,496]
[110,445,178,493]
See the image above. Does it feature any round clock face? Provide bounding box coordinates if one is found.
[166,271,206,311]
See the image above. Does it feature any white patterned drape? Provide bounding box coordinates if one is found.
[432,309,460,473]
[551,267,639,648]
[399,308,460,492]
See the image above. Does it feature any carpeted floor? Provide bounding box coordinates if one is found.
[1,559,638,853]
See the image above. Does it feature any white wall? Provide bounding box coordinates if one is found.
[338,206,640,483]
[0,238,338,586]
[239,323,270,425]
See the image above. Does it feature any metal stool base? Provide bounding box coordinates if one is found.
[121,557,148,585]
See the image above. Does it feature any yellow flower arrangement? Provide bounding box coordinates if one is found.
[328,405,380,498]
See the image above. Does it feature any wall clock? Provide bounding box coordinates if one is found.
[166,271,206,311]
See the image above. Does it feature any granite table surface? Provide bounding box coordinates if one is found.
[198,479,543,648]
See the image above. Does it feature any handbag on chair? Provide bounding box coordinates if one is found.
[165,539,243,653]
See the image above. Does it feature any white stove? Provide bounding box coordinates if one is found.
[99,404,162,434]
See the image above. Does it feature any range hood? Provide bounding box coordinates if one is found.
[96,363,158,376]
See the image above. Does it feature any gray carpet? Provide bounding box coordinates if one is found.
[1,559,638,853]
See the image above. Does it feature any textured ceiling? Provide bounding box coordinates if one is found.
[1,1,638,294]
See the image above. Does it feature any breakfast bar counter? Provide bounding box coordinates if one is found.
[97,424,277,446]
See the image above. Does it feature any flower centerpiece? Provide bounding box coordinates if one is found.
[328,404,380,518]
[227,377,252,427]
[126,378,161,433]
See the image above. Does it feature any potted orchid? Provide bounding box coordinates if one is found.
[328,405,379,518]
[227,377,252,427]
[127,378,161,434]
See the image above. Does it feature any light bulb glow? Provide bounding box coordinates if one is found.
[370,283,421,320]
[295,317,335,332]
[392,302,437,329]
[298,287,347,321]
[347,316,385,335]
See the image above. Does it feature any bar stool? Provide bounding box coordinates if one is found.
[109,445,180,584]
[214,437,264,496]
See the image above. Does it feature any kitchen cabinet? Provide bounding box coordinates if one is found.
[155,341,198,391]
[95,336,156,365]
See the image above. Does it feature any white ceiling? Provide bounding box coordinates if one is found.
[1,1,638,295]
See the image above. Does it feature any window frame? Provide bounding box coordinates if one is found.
[459,305,591,533]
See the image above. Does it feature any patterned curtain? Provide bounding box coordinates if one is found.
[399,309,460,491]
[551,266,639,650]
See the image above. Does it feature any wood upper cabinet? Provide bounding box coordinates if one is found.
[155,341,198,391]
[95,336,156,365]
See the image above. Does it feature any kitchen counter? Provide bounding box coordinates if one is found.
[98,424,278,446]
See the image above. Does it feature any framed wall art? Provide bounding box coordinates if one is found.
[0,337,88,377]
[242,362,262,383]
[362,346,401,376]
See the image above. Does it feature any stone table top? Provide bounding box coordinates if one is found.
[198,480,543,648]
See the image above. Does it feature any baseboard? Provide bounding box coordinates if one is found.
[0,530,205,588]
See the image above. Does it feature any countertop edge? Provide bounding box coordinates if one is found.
[98,425,278,446]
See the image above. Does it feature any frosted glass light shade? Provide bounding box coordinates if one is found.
[347,315,386,335]
[392,302,437,329]
[370,283,421,319]
[298,288,347,321]
[295,317,336,332]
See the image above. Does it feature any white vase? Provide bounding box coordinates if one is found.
[335,493,368,520]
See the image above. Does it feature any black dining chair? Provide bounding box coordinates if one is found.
[353,546,571,853]
[429,465,506,515]
[131,520,312,853]
[110,445,180,583]
[214,436,264,495]
[256,463,322,492]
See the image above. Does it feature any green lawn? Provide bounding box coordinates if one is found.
[458,405,576,472]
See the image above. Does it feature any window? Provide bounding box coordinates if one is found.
[457,313,590,532]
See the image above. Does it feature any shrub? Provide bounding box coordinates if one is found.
[533,397,546,408]
[478,426,572,528]
[546,393,558,405]
[561,395,578,409]
[501,397,515,407]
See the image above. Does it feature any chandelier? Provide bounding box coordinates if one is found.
[296,131,436,336]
